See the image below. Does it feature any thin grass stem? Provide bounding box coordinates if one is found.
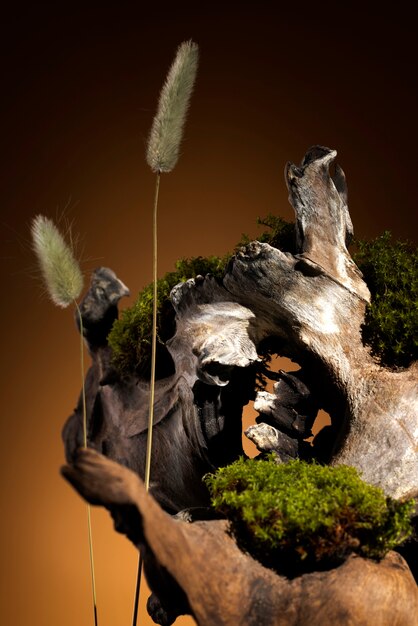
[131,552,143,626]
[75,302,88,448]
[131,171,160,626]
[86,503,99,626]
[75,302,99,626]
[144,171,160,491]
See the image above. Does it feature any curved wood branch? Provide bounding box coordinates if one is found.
[62,449,418,626]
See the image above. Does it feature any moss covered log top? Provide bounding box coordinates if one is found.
[204,457,414,576]
[107,215,417,376]
[107,256,228,377]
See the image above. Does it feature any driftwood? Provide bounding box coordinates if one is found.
[223,146,417,499]
[62,448,418,626]
[64,146,418,503]
[62,146,418,623]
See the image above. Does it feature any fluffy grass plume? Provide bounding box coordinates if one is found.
[132,40,198,626]
[31,214,98,625]
[146,40,199,173]
[31,215,83,308]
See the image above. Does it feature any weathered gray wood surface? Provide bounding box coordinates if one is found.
[223,147,417,499]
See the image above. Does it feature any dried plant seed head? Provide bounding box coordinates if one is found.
[31,215,84,308]
[147,40,199,173]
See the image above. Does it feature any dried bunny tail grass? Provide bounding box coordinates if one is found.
[133,41,198,626]
[31,214,98,624]
[146,40,199,173]
[31,214,84,308]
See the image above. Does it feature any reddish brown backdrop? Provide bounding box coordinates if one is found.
[1,4,416,625]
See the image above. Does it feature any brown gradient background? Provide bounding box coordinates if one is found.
[1,3,417,625]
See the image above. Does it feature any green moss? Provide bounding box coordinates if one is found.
[238,214,296,253]
[204,457,413,574]
[107,255,229,377]
[255,214,297,253]
[352,232,418,368]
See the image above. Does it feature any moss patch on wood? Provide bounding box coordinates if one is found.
[204,456,414,576]
[107,255,228,377]
[352,232,418,368]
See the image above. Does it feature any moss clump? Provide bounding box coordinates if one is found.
[255,214,297,253]
[204,457,413,575]
[107,255,228,377]
[238,214,296,253]
[353,232,418,368]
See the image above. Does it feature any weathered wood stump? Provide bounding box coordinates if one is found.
[62,146,418,623]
